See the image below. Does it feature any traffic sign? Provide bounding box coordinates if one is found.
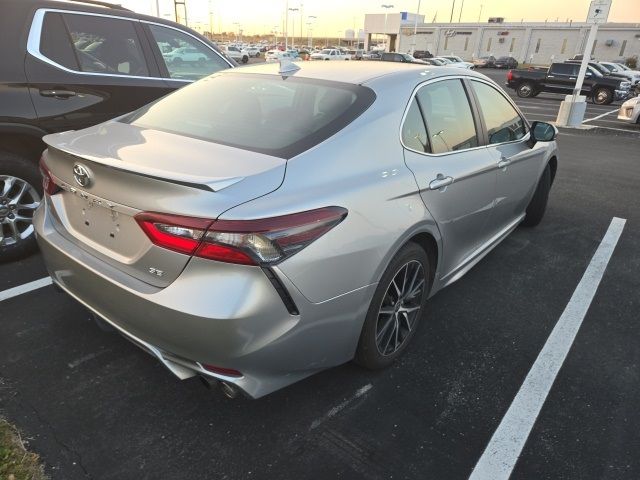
[587,0,612,24]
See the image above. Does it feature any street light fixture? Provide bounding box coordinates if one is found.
[381,4,394,52]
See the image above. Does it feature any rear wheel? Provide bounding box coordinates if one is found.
[522,164,551,227]
[0,152,42,262]
[516,82,535,98]
[241,55,249,64]
[592,87,613,105]
[355,242,430,369]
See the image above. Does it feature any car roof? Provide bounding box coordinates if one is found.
[221,61,484,86]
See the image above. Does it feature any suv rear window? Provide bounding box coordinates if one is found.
[122,73,376,159]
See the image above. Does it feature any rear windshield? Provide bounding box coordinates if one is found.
[122,73,375,159]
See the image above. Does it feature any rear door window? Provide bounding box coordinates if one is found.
[61,13,149,76]
[147,24,230,81]
[40,12,79,70]
[415,79,479,154]
[550,63,578,76]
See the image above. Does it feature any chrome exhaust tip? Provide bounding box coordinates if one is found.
[220,381,240,399]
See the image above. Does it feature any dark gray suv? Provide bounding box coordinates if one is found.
[0,0,234,261]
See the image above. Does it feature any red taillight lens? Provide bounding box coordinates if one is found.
[506,70,514,82]
[201,364,242,377]
[135,207,348,265]
[39,156,60,196]
[135,213,212,255]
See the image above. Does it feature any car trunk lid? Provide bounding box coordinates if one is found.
[42,121,286,287]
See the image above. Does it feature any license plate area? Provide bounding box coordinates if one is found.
[58,190,149,261]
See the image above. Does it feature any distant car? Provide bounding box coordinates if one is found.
[163,47,209,65]
[223,46,249,64]
[434,57,473,69]
[380,52,427,64]
[245,47,260,58]
[473,56,496,68]
[348,49,365,60]
[363,51,382,60]
[310,48,350,61]
[265,50,299,63]
[423,58,446,66]
[617,95,640,124]
[598,61,640,85]
[494,56,518,69]
[441,55,475,69]
[412,50,433,59]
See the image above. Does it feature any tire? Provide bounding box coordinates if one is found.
[592,87,613,105]
[516,82,536,98]
[0,152,42,262]
[355,242,431,369]
[241,55,249,64]
[522,164,551,227]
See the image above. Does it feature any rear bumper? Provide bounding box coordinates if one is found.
[34,198,374,398]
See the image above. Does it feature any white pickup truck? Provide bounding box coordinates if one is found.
[310,49,351,61]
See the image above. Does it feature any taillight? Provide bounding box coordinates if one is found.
[135,207,348,265]
[39,156,60,195]
[507,70,513,82]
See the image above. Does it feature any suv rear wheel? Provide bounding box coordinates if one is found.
[592,87,613,105]
[0,152,42,262]
[516,82,535,98]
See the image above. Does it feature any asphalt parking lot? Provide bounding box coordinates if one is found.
[2,70,640,480]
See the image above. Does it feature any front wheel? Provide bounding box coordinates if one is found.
[241,55,249,64]
[592,87,613,105]
[0,152,42,262]
[355,242,430,369]
[522,164,551,227]
[516,82,536,98]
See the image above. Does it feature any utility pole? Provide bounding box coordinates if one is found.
[449,0,456,23]
[410,0,421,55]
[285,0,289,50]
[478,4,483,22]
[381,4,394,52]
[458,0,465,22]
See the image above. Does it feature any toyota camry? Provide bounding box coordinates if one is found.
[35,62,558,398]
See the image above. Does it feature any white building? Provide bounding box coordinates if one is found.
[364,13,640,64]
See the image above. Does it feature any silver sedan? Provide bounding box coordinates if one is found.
[35,62,559,398]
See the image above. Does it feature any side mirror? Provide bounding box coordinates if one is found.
[529,121,558,147]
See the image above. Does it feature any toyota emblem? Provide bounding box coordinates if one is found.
[73,164,92,188]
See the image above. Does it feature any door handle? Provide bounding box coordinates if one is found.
[498,157,512,169]
[428,175,454,190]
[569,77,576,80]
[40,89,76,99]
[547,75,555,78]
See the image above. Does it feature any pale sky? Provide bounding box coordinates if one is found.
[119,0,640,36]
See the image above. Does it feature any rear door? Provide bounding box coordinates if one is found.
[468,79,546,233]
[402,78,497,280]
[25,9,172,133]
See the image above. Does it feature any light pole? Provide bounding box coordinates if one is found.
[478,4,483,22]
[307,16,317,48]
[289,7,299,48]
[381,4,394,52]
[458,0,465,22]
[449,0,456,23]
[273,25,279,46]
[411,0,421,55]
[233,22,241,42]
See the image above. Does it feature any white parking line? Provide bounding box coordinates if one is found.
[469,217,626,480]
[582,108,619,124]
[0,277,53,302]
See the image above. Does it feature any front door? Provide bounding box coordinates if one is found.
[401,78,497,280]
[468,79,548,231]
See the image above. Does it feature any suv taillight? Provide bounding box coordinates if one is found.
[135,207,348,266]
[39,156,60,196]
